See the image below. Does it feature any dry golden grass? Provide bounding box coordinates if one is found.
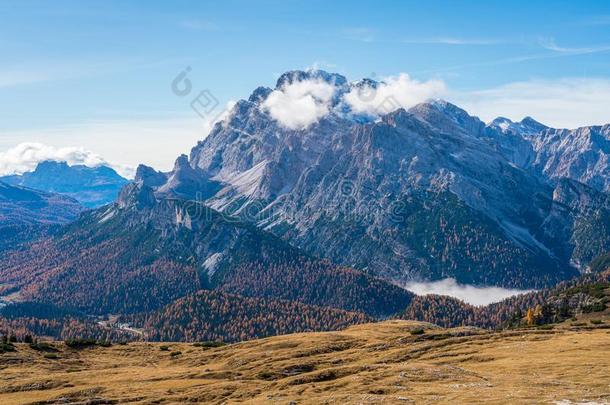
[1,320,609,404]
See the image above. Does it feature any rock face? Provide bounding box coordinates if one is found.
[490,118,610,192]
[136,69,610,289]
[1,161,128,208]
[134,164,168,188]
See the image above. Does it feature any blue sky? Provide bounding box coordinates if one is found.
[1,0,610,175]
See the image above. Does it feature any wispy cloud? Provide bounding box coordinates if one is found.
[538,37,610,54]
[179,19,219,31]
[413,43,610,76]
[452,77,610,128]
[342,30,501,46]
[0,57,183,88]
[402,37,502,45]
[578,14,610,26]
[341,27,375,43]
[0,71,50,88]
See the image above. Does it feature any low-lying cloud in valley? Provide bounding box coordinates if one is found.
[404,278,532,306]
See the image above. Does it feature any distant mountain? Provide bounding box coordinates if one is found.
[0,181,83,253]
[1,161,128,208]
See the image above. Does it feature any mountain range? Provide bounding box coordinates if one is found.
[144,70,610,289]
[1,161,128,208]
[1,69,609,342]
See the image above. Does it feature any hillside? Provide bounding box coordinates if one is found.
[1,320,609,404]
[0,181,83,253]
[0,184,412,325]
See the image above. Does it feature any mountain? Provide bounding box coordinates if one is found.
[0,181,83,253]
[0,182,413,319]
[489,117,610,192]
[1,161,129,208]
[142,69,610,289]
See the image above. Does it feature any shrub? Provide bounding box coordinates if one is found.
[170,351,182,357]
[159,345,170,351]
[65,338,97,349]
[0,342,15,353]
[43,353,59,360]
[590,319,603,325]
[193,341,226,349]
[409,328,425,335]
[30,342,58,352]
[583,301,606,313]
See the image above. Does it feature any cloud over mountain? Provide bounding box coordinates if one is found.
[0,142,133,177]
[262,78,337,129]
[344,73,447,116]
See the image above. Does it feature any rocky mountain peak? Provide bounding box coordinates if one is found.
[0,160,128,208]
[520,116,548,133]
[408,100,485,137]
[117,182,156,209]
[135,164,167,188]
[275,69,348,89]
[248,86,273,104]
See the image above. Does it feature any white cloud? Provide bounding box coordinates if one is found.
[262,78,336,130]
[537,37,610,54]
[0,116,209,177]
[343,73,447,116]
[452,77,610,128]
[404,278,532,306]
[0,142,134,178]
